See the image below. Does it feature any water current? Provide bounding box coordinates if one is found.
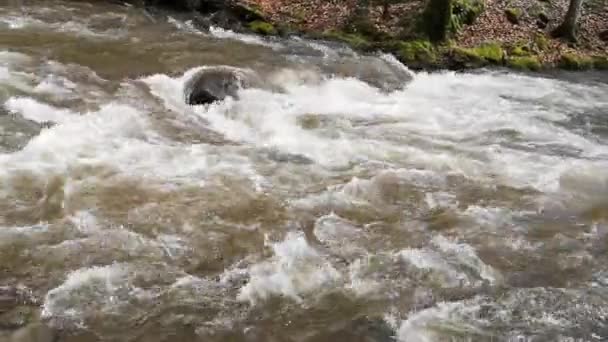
[1,1,608,341]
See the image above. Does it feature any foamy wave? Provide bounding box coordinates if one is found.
[5,97,74,124]
[237,232,341,304]
[209,26,283,49]
[396,301,481,342]
[397,235,500,287]
[42,263,132,327]
[0,13,126,39]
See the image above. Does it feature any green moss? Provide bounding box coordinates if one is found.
[398,40,437,63]
[453,47,484,65]
[510,44,530,57]
[505,8,523,24]
[248,21,277,35]
[476,43,504,62]
[534,33,549,51]
[559,53,593,70]
[471,42,504,62]
[323,30,371,50]
[508,56,542,71]
[453,42,504,66]
[451,0,484,33]
[591,56,608,70]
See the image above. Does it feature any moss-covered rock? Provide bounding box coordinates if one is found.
[248,20,277,35]
[505,8,523,24]
[450,0,485,32]
[453,42,504,66]
[510,43,531,57]
[394,40,443,68]
[559,53,594,70]
[534,33,549,51]
[398,40,437,63]
[592,56,608,70]
[508,56,542,71]
[323,30,371,50]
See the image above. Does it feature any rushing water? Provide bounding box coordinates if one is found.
[1,1,608,341]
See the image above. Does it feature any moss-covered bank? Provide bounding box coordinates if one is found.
[146,0,608,73]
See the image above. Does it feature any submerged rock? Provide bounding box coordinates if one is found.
[0,287,34,315]
[264,149,314,165]
[184,67,260,105]
[0,306,37,330]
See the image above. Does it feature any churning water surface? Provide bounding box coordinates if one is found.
[1,1,608,341]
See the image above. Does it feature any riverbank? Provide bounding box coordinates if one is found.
[150,0,607,71]
[241,0,607,71]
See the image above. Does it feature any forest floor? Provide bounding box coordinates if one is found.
[243,0,608,69]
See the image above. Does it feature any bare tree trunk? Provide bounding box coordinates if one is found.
[382,0,390,20]
[356,0,370,18]
[422,0,453,42]
[552,0,584,42]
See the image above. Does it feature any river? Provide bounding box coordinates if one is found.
[1,1,608,341]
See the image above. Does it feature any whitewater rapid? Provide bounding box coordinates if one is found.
[1,1,608,341]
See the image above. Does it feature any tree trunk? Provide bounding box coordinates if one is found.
[382,1,390,20]
[552,0,584,42]
[422,0,453,42]
[356,0,370,18]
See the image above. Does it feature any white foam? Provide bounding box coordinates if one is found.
[396,302,480,342]
[5,97,74,124]
[0,15,45,29]
[237,232,341,304]
[142,66,608,185]
[432,235,499,284]
[41,264,130,326]
[396,235,500,287]
[398,248,466,287]
[167,16,203,35]
[209,26,283,49]
[0,96,260,186]
[0,12,126,39]
[67,211,99,234]
[345,256,383,297]
[34,75,77,96]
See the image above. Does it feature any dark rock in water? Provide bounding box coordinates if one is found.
[142,0,267,34]
[265,149,314,165]
[208,9,245,32]
[0,287,34,314]
[0,306,37,330]
[320,55,413,92]
[144,0,224,11]
[184,67,243,105]
[0,287,20,314]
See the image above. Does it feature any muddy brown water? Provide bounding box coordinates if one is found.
[1,1,608,341]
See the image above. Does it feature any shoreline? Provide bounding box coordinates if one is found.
[138,0,607,72]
